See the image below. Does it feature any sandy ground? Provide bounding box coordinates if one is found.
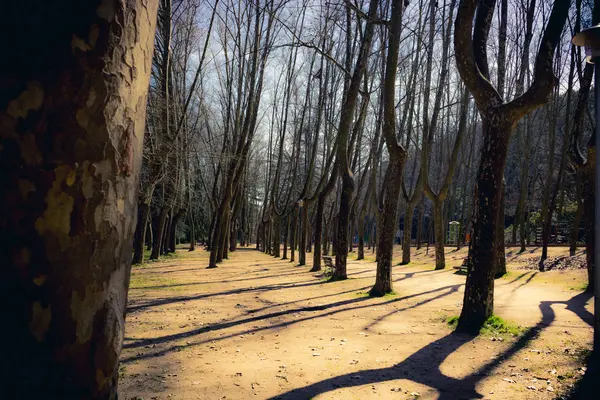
[119,246,593,400]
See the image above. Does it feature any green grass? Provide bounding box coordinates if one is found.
[129,272,181,291]
[132,249,180,266]
[446,315,524,337]
[569,282,589,291]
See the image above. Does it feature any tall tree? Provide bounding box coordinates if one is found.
[331,0,380,280]
[453,0,569,333]
[0,0,157,397]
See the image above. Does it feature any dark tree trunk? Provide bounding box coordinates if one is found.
[146,217,153,251]
[162,212,171,255]
[416,202,424,250]
[494,181,507,277]
[168,211,183,253]
[151,208,169,260]
[0,1,157,398]
[401,203,416,264]
[371,156,405,296]
[133,201,150,264]
[583,150,595,292]
[289,209,296,262]
[333,177,353,280]
[357,210,366,260]
[282,215,289,259]
[570,170,584,256]
[311,197,326,272]
[458,120,510,333]
[433,198,445,270]
[189,210,196,251]
[272,215,281,258]
[299,204,307,265]
[454,0,567,334]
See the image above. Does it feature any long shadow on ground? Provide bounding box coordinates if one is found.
[267,292,593,399]
[121,284,463,364]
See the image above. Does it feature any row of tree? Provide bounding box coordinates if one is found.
[2,0,596,397]
[135,0,595,333]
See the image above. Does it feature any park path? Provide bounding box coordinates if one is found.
[120,246,592,400]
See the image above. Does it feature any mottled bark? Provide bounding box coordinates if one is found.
[0,0,157,398]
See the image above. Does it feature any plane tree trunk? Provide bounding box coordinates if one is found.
[0,1,157,397]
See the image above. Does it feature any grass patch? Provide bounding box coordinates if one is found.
[446,315,524,337]
[129,272,181,291]
[569,282,589,291]
[133,249,180,266]
[355,290,397,297]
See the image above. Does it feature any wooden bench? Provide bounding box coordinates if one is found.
[453,258,469,274]
[322,256,334,269]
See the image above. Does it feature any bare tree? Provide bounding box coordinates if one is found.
[453,0,569,333]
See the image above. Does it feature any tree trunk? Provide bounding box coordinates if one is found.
[333,176,353,280]
[357,207,366,260]
[416,202,424,250]
[371,156,405,296]
[162,212,171,255]
[146,217,153,251]
[583,148,595,292]
[151,208,169,260]
[168,211,182,253]
[282,215,289,260]
[494,180,507,277]
[311,197,326,272]
[433,198,446,270]
[133,201,150,264]
[570,170,584,256]
[401,203,415,264]
[299,204,306,265]
[289,209,296,262]
[457,120,510,333]
[272,214,281,258]
[0,1,157,397]
[188,209,196,251]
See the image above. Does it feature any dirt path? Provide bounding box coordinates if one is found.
[120,246,592,400]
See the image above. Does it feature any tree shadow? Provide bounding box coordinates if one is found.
[503,271,530,285]
[129,269,310,291]
[364,284,462,330]
[121,284,467,364]
[127,278,330,313]
[266,291,593,399]
[509,271,537,293]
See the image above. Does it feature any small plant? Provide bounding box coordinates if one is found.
[480,315,523,337]
[447,316,459,327]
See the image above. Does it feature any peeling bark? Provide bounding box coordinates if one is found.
[0,0,157,397]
